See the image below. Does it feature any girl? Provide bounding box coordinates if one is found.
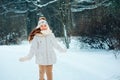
[19,17,67,80]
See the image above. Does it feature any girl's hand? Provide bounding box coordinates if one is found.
[19,57,28,62]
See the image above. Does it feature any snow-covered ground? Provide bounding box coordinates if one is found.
[0,37,120,80]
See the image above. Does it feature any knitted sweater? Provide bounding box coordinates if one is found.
[25,33,66,65]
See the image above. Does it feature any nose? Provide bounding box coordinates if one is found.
[40,24,48,30]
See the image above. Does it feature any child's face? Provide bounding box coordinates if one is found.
[39,20,48,31]
[40,24,48,31]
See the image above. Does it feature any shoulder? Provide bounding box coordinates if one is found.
[32,36,38,42]
[49,33,57,41]
[35,33,43,37]
[50,33,55,36]
[49,33,55,37]
[33,34,41,41]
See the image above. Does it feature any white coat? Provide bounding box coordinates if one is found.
[25,33,66,65]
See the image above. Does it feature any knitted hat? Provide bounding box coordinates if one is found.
[36,19,49,29]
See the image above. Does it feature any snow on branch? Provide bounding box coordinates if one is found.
[0,1,26,7]
[71,0,111,12]
[0,1,27,15]
[0,9,28,15]
[31,0,57,8]
[0,0,38,15]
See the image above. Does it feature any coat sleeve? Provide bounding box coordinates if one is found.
[51,33,67,53]
[25,36,38,60]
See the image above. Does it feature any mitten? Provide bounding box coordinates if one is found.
[19,57,29,62]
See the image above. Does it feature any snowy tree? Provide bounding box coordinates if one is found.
[0,0,120,50]
[71,0,120,50]
[0,0,58,45]
[56,0,73,48]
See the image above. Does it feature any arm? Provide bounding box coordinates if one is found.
[19,36,38,62]
[51,33,67,53]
